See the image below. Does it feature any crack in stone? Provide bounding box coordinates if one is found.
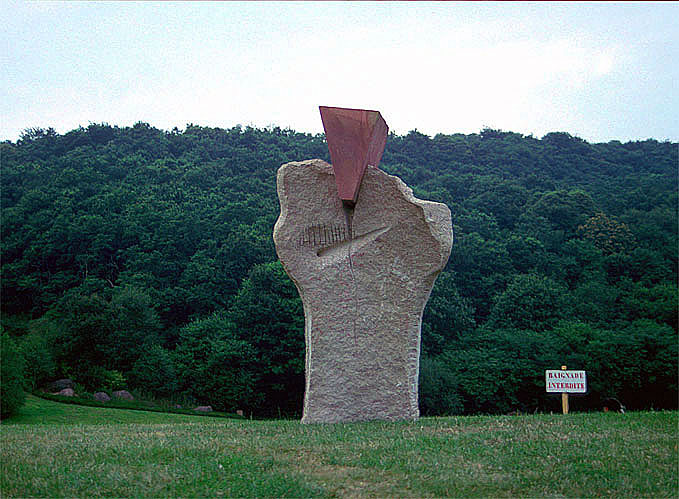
[347,239,358,350]
[342,202,358,351]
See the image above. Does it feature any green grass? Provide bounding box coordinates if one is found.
[1,396,677,497]
[33,391,243,420]
[2,394,226,425]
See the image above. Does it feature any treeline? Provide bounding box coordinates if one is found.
[1,123,676,418]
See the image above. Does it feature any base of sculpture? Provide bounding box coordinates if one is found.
[274,160,452,423]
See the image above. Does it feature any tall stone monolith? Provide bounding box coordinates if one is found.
[273,159,453,423]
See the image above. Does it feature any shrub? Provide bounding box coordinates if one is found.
[588,319,678,410]
[437,327,564,414]
[18,331,56,390]
[418,355,463,416]
[174,314,260,413]
[77,366,126,393]
[129,344,178,398]
[1,333,26,418]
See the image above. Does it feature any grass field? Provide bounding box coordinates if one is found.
[1,396,677,497]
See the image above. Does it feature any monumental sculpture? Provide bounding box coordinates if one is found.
[273,106,453,423]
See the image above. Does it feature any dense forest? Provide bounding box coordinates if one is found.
[1,122,677,418]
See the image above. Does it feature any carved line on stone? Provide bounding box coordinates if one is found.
[298,223,348,249]
[316,226,390,258]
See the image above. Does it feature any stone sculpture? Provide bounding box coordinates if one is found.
[273,107,453,423]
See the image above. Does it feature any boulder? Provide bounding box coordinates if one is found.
[112,390,134,401]
[194,405,213,412]
[51,378,74,391]
[93,391,111,402]
[56,388,75,397]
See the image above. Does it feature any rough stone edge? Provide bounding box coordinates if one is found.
[368,164,453,271]
[362,165,453,420]
[273,160,328,423]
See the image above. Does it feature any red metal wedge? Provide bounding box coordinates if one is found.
[319,106,388,205]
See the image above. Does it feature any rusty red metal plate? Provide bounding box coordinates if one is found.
[319,106,388,205]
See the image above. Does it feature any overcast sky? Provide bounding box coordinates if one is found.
[2,2,677,143]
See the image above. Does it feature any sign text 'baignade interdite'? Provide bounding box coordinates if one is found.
[545,370,587,394]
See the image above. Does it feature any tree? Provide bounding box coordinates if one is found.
[616,280,678,330]
[466,180,529,230]
[174,314,259,412]
[578,212,635,255]
[422,271,475,355]
[47,281,160,387]
[17,329,56,390]
[571,278,619,327]
[588,320,677,409]
[529,189,597,235]
[488,274,572,331]
[49,283,114,387]
[129,344,177,398]
[107,285,162,372]
[449,231,511,323]
[506,234,548,274]
[1,123,676,415]
[227,262,305,416]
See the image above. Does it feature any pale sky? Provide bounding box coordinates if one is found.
[2,1,677,143]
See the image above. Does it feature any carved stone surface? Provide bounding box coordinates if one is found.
[274,159,452,423]
[319,106,388,205]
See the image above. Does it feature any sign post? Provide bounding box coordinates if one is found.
[545,366,587,414]
[561,366,569,414]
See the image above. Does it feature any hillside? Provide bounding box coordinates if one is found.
[1,123,677,416]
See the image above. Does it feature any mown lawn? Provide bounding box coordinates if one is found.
[1,395,677,497]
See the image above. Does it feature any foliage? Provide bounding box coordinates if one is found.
[487,273,572,331]
[43,282,160,390]
[435,327,562,414]
[1,123,677,415]
[16,329,56,390]
[128,344,178,398]
[428,320,678,415]
[174,314,258,413]
[1,333,26,418]
[421,271,475,355]
[587,319,678,410]
[418,355,463,416]
[98,369,127,393]
[578,212,636,254]
[227,262,305,416]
